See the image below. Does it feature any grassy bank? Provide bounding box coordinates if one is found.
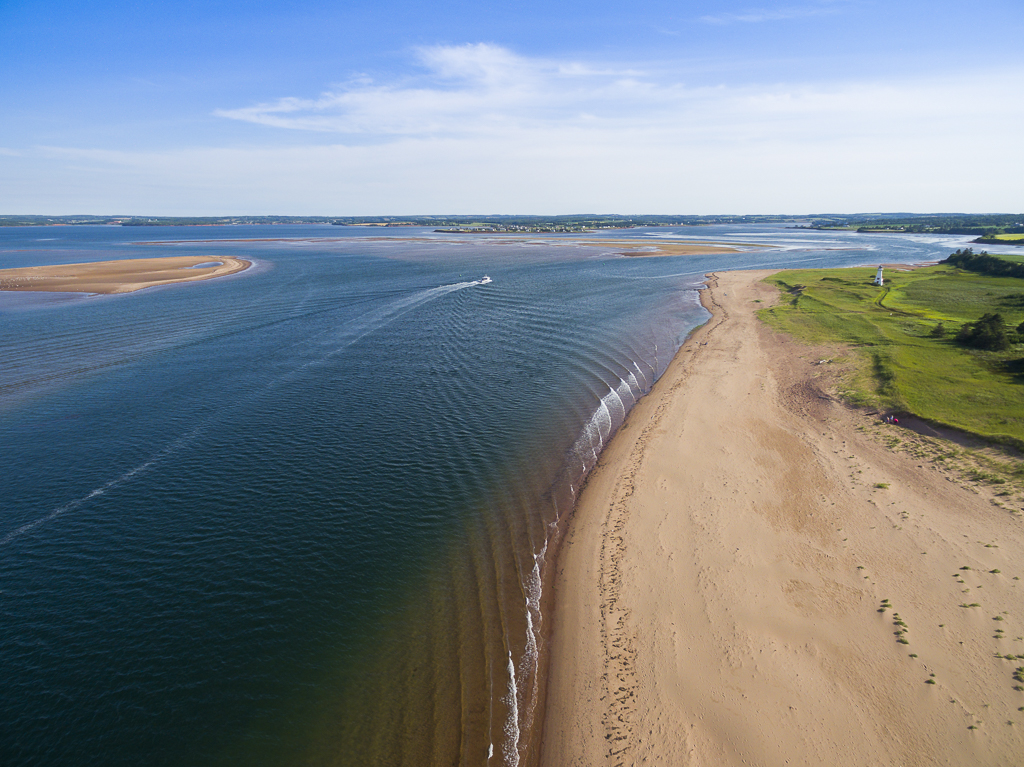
[759,263,1024,449]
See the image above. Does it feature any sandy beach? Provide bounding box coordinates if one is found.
[0,255,251,294]
[541,269,1024,766]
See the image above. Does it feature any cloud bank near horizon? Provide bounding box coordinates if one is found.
[4,43,1023,215]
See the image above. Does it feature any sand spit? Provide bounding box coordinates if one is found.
[0,256,251,294]
[568,239,743,257]
[542,269,1023,766]
[132,235,747,258]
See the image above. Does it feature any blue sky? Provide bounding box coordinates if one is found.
[2,0,1022,214]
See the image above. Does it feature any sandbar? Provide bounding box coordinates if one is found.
[541,269,1023,765]
[132,235,749,258]
[559,239,745,257]
[0,256,251,294]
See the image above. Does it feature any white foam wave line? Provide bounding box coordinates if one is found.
[518,543,545,745]
[641,348,658,380]
[594,398,613,445]
[502,651,521,767]
[682,287,706,307]
[625,371,642,399]
[632,359,651,391]
[616,377,637,410]
[601,389,623,435]
[521,606,536,727]
[567,374,642,488]
[496,524,550,767]
[0,427,203,547]
[488,652,496,763]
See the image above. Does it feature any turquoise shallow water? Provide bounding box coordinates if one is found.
[0,225,974,766]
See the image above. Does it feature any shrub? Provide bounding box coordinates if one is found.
[955,313,1011,351]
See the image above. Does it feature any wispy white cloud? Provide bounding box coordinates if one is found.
[700,2,848,24]
[214,43,675,136]
[0,147,23,157]
[8,45,1023,215]
[211,44,1024,152]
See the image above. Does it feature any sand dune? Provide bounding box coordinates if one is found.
[542,269,1024,766]
[0,256,251,294]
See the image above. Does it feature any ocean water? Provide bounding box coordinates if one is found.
[0,225,975,766]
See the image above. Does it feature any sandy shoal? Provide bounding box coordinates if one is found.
[399,236,748,257]
[541,269,1024,766]
[134,235,748,258]
[0,256,251,294]
[565,240,743,257]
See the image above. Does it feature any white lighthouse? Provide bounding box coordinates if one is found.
[874,265,884,286]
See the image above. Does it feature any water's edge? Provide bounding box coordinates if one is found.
[521,276,717,766]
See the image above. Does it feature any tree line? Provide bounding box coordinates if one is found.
[932,249,1024,352]
[942,248,1024,279]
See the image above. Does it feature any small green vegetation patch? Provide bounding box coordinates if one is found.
[760,262,1024,447]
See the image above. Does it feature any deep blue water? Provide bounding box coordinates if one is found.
[0,225,976,766]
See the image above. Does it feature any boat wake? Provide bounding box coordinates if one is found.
[0,427,204,547]
[1,278,493,549]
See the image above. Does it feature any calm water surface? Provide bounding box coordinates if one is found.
[0,225,974,766]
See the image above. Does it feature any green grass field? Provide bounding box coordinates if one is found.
[760,264,1024,447]
[992,234,1024,241]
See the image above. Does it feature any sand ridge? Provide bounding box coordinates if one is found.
[131,234,747,258]
[541,269,1024,766]
[0,255,251,294]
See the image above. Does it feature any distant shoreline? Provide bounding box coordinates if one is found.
[0,256,251,295]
